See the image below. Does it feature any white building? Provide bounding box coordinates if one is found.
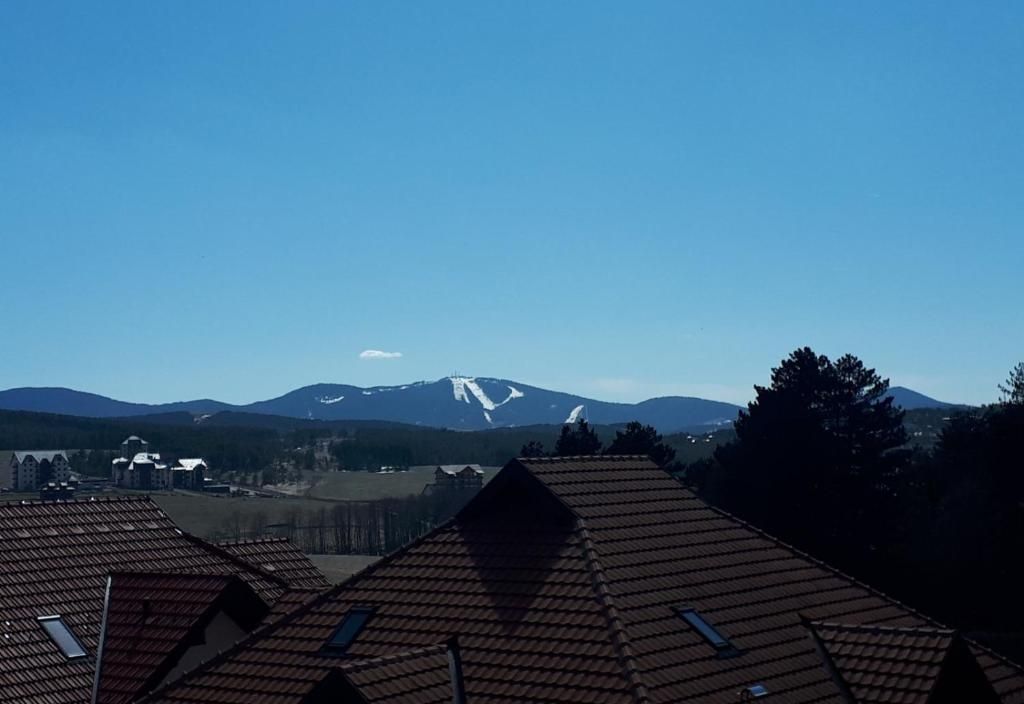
[4,451,71,491]
[111,437,207,490]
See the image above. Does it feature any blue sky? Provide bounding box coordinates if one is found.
[2,2,1021,406]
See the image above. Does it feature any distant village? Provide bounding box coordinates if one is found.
[2,434,214,499]
[3,435,487,503]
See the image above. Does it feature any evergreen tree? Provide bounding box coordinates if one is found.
[519,440,546,458]
[554,419,603,456]
[605,421,676,467]
[999,362,1024,405]
[711,347,908,568]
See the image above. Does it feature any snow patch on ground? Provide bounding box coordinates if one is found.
[365,382,424,394]
[451,377,470,403]
[463,378,497,410]
[317,395,345,404]
[484,411,492,424]
[565,404,585,423]
[493,385,525,408]
[449,377,526,411]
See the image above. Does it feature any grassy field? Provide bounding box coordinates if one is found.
[304,465,498,501]
[0,463,496,542]
[150,491,338,539]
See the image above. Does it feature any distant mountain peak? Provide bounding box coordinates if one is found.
[886,386,960,410]
[0,379,961,432]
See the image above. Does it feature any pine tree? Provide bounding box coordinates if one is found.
[519,440,546,458]
[554,419,603,456]
[712,347,908,568]
[999,362,1024,405]
[605,421,676,467]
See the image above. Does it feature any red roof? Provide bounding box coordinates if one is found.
[216,538,331,589]
[809,621,1000,703]
[95,573,269,704]
[0,496,326,704]
[304,643,457,703]
[140,457,1024,704]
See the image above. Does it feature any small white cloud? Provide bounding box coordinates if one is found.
[359,349,403,360]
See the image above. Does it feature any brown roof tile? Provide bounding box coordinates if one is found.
[216,538,330,590]
[304,643,454,703]
[95,573,269,704]
[0,496,323,704]
[140,456,1024,704]
[809,622,955,703]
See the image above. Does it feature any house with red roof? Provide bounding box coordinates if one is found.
[132,455,1024,704]
[0,496,328,704]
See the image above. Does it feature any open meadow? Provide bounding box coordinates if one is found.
[150,491,337,540]
[303,465,497,501]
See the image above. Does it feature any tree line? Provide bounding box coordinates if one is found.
[519,416,682,469]
[215,489,476,555]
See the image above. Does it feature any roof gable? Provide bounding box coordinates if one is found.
[140,472,636,703]
[808,621,1001,704]
[303,643,456,704]
[512,457,1024,702]
[94,573,269,704]
[13,450,68,463]
[141,456,1024,704]
[0,496,299,704]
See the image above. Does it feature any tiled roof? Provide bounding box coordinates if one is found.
[808,621,1001,703]
[0,496,312,704]
[95,573,269,704]
[174,460,206,472]
[809,621,951,703]
[142,501,633,702]
[216,538,331,589]
[436,464,483,475]
[306,643,455,703]
[141,456,1024,704]
[13,450,68,463]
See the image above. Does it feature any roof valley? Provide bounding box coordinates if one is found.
[575,518,651,704]
[802,616,856,703]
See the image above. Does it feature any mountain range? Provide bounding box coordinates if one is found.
[0,378,959,433]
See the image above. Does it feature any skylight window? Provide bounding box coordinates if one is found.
[37,616,87,659]
[676,607,738,656]
[322,607,373,654]
[744,684,769,698]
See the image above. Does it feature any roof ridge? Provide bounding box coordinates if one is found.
[177,532,292,590]
[338,642,449,673]
[518,454,653,464]
[216,536,290,546]
[697,492,1024,679]
[0,494,157,508]
[137,517,461,703]
[575,518,651,704]
[105,570,237,584]
[810,620,957,637]
[698,495,949,628]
